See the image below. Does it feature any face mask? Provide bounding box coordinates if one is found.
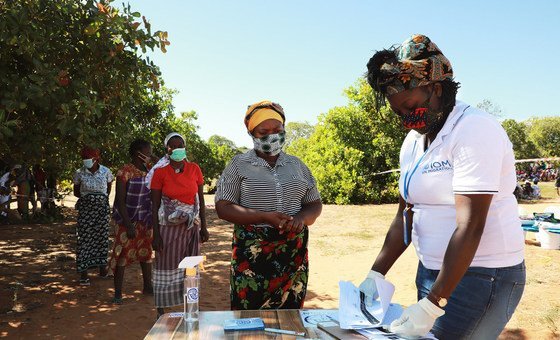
[252,132,286,156]
[83,159,94,169]
[399,93,446,135]
[169,148,187,162]
[137,152,152,170]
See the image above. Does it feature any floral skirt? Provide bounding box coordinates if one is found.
[230,224,309,310]
[108,222,153,273]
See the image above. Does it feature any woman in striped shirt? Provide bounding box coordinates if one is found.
[215,100,322,310]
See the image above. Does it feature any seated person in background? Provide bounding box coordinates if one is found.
[531,179,541,199]
[513,183,522,200]
[556,174,560,196]
[521,180,536,200]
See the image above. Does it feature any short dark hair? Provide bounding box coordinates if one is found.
[438,79,461,115]
[129,139,151,158]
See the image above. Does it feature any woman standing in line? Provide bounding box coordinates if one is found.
[109,139,155,304]
[149,132,209,317]
[73,146,114,286]
[215,101,322,310]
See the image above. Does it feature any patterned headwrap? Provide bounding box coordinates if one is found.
[366,34,453,108]
[244,100,285,133]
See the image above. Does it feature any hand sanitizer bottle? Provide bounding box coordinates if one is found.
[184,266,199,322]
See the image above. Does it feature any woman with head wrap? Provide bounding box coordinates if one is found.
[73,146,114,285]
[358,35,525,339]
[108,139,155,304]
[148,132,209,317]
[215,101,322,310]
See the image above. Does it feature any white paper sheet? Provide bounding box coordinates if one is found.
[299,309,338,327]
[355,327,437,340]
[338,279,401,330]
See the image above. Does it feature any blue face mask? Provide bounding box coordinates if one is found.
[83,159,94,169]
[169,148,187,162]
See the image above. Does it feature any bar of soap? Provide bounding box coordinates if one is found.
[223,318,265,332]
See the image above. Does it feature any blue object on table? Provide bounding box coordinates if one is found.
[223,318,265,332]
[521,220,535,227]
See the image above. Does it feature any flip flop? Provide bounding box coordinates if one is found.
[79,278,90,286]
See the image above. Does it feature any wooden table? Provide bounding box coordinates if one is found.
[144,310,339,339]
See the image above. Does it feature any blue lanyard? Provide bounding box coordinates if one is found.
[402,139,428,245]
[403,140,427,202]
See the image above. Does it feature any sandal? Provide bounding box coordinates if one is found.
[112,297,123,305]
[79,278,91,286]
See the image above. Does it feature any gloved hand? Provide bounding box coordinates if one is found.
[388,297,445,339]
[358,270,385,306]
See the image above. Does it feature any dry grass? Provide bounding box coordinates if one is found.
[1,184,559,339]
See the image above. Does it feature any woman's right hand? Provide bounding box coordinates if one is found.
[262,211,293,233]
[359,270,385,306]
[152,233,163,252]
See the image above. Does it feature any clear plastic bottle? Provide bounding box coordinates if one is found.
[184,266,199,322]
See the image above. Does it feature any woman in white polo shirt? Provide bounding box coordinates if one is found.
[359,34,525,340]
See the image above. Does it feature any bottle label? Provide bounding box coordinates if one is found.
[187,287,199,303]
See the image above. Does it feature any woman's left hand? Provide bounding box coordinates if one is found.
[284,215,305,234]
[200,227,209,243]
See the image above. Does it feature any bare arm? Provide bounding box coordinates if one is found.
[197,185,209,242]
[295,200,322,226]
[371,196,409,275]
[115,178,132,227]
[284,199,323,233]
[215,200,292,228]
[427,194,493,303]
[73,184,81,198]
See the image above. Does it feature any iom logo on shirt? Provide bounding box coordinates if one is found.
[422,160,453,174]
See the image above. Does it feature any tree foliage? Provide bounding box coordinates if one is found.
[476,99,502,117]
[501,119,540,160]
[527,116,560,157]
[285,121,314,147]
[286,79,405,204]
[0,0,170,178]
[208,134,243,176]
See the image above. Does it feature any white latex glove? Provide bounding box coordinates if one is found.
[389,297,445,339]
[358,270,385,306]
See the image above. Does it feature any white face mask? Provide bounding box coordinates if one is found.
[83,159,94,169]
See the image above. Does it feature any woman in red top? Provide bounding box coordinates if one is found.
[149,132,209,317]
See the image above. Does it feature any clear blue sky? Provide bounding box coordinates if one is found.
[132,0,559,147]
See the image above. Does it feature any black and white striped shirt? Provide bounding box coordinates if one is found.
[215,150,321,224]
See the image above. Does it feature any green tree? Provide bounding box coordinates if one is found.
[208,135,242,172]
[285,121,314,147]
[476,99,502,117]
[527,117,560,157]
[0,0,170,178]
[501,119,540,160]
[287,78,405,204]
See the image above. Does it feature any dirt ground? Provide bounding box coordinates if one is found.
[1,192,559,339]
